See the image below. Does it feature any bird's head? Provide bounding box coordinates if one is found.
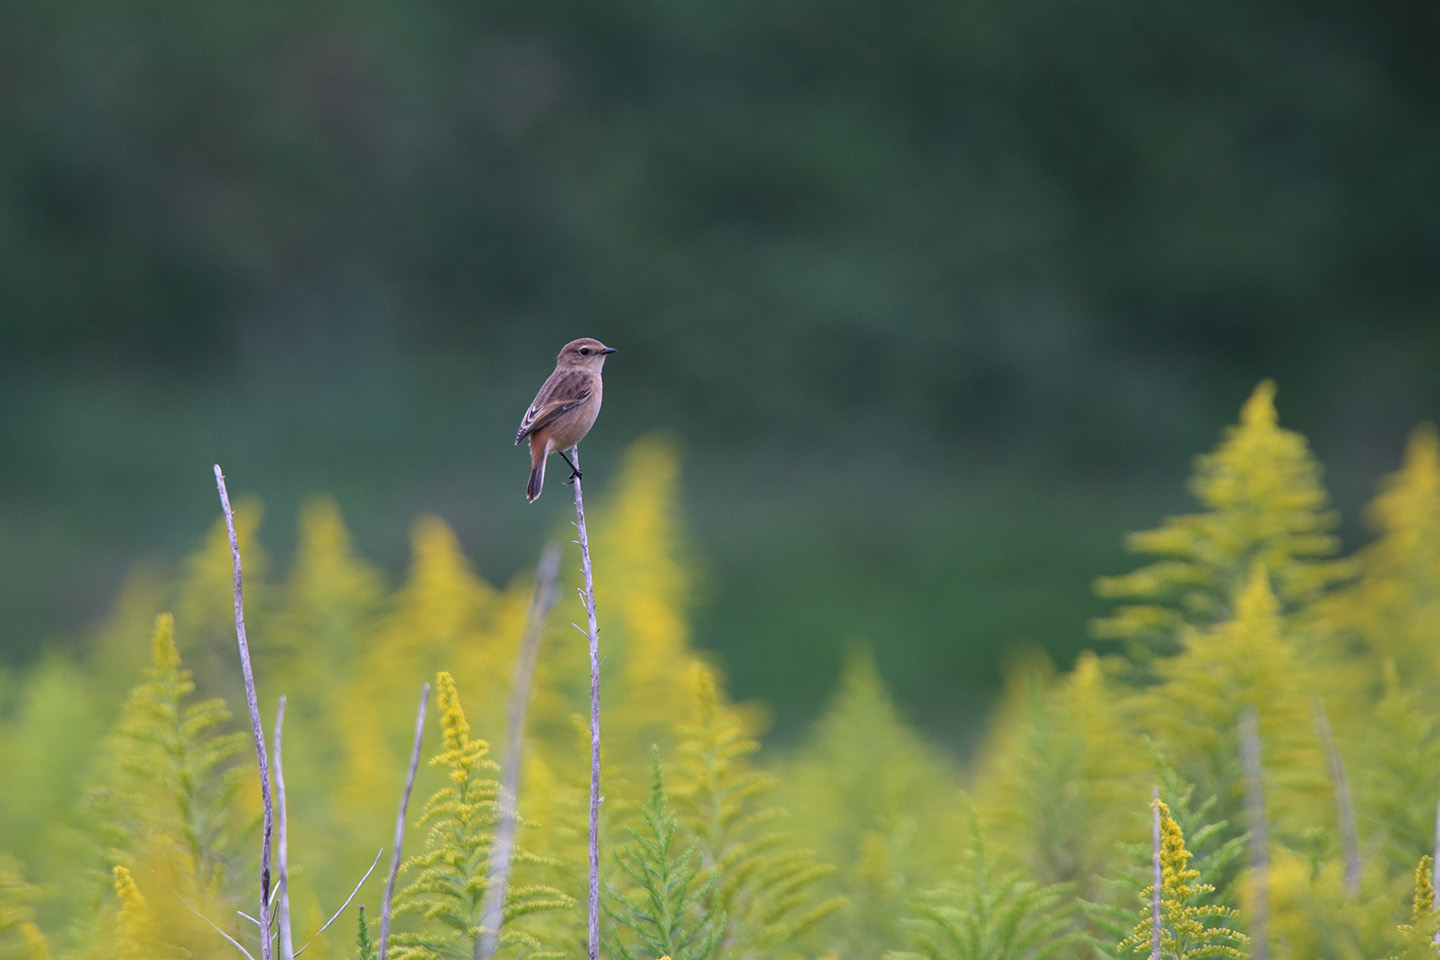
[557,338,616,370]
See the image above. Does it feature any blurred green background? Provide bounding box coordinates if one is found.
[3,0,1437,745]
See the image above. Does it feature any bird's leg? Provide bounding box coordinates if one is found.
[560,448,583,483]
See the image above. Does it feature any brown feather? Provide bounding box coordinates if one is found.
[515,371,593,443]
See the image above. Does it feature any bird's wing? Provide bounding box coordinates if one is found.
[515,371,593,443]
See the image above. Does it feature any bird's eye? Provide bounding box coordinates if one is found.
[579,347,591,355]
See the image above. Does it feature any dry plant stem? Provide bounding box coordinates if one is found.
[568,446,603,960]
[274,697,295,960]
[1239,706,1268,960]
[1151,786,1161,960]
[1433,798,1440,944]
[215,464,276,960]
[379,683,430,960]
[476,542,563,960]
[1311,698,1360,895]
[179,895,256,960]
[296,850,384,957]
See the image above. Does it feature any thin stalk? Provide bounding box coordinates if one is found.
[274,697,295,960]
[1312,697,1360,895]
[379,683,430,960]
[295,851,384,956]
[569,446,604,960]
[1433,798,1440,944]
[215,464,275,960]
[1151,786,1161,960]
[476,542,563,960]
[1239,706,1268,960]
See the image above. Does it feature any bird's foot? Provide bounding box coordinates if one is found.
[559,449,583,483]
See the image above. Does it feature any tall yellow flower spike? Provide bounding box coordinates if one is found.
[1387,856,1440,959]
[434,670,487,781]
[336,515,510,821]
[1328,424,1440,682]
[112,865,152,960]
[150,612,179,674]
[592,435,705,759]
[1120,800,1247,959]
[972,651,1147,899]
[19,922,52,960]
[1148,566,1327,837]
[1094,380,1351,671]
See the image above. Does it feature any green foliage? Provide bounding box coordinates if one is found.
[6,406,1440,959]
[391,669,501,957]
[86,613,249,900]
[0,653,110,884]
[1263,843,1398,960]
[1083,759,1248,959]
[889,811,1078,960]
[1328,425,1440,687]
[70,613,249,959]
[1094,381,1351,672]
[672,663,842,959]
[0,856,50,960]
[605,747,724,960]
[1361,662,1440,878]
[1143,566,1328,840]
[390,671,571,960]
[972,651,1147,900]
[1386,857,1440,960]
[355,905,377,960]
[779,646,968,957]
[109,864,183,960]
[1150,760,1248,913]
[1117,800,1248,960]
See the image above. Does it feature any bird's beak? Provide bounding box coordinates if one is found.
[600,347,617,354]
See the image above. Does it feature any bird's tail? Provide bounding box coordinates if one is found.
[526,449,546,503]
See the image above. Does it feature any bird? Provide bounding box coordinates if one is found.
[515,338,616,502]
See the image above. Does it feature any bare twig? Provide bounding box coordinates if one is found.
[215,464,276,960]
[1312,697,1360,895]
[379,684,430,960]
[180,895,257,960]
[1151,786,1162,960]
[294,850,384,956]
[476,542,563,960]
[569,447,604,960]
[273,697,295,960]
[1239,706,1268,960]
[1433,798,1440,944]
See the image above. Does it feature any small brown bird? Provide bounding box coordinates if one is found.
[515,338,616,502]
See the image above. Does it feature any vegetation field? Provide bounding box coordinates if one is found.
[3,381,1440,959]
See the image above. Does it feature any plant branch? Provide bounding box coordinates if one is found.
[274,697,295,960]
[1311,697,1360,896]
[180,895,257,960]
[215,463,275,960]
[1433,798,1440,943]
[1150,786,1161,960]
[569,446,604,960]
[379,683,430,960]
[295,850,384,957]
[476,542,563,960]
[1239,706,1268,960]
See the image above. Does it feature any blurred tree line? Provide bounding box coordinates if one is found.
[3,0,1436,406]
[1,0,1436,728]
